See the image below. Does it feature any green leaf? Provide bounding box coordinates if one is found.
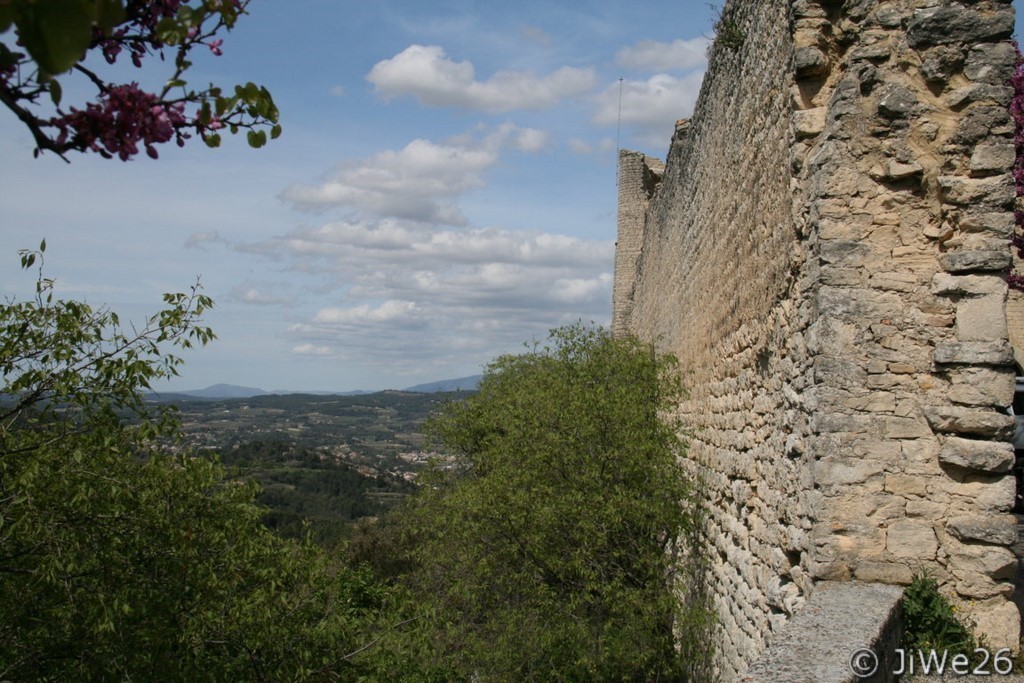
[48,79,62,107]
[270,125,282,140]
[204,133,222,148]
[246,129,266,148]
[95,0,126,34]
[0,4,14,34]
[154,16,183,45]
[16,0,95,75]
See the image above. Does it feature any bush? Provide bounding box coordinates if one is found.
[396,323,712,681]
[902,572,976,657]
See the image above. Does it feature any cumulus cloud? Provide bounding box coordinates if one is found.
[366,44,596,112]
[593,72,705,147]
[237,287,292,306]
[239,219,613,372]
[184,230,225,249]
[615,37,710,71]
[567,137,616,156]
[280,124,549,222]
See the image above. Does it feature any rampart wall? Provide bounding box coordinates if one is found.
[612,0,1019,678]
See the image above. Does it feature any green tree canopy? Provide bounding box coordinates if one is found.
[0,246,392,680]
[396,323,713,681]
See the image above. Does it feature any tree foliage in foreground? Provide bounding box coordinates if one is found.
[0,246,392,681]
[392,324,713,681]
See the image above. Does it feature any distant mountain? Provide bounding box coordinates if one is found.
[403,375,481,393]
[175,383,268,399]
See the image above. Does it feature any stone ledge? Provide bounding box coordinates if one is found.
[735,582,903,683]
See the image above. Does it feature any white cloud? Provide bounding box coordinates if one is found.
[313,300,420,325]
[366,44,596,112]
[615,37,710,71]
[239,219,614,372]
[567,137,615,156]
[329,85,345,96]
[593,72,705,147]
[292,343,334,356]
[238,287,292,306]
[280,124,549,222]
[184,230,225,249]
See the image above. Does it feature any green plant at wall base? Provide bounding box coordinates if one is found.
[902,572,977,657]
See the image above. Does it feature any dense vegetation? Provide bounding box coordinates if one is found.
[358,324,714,681]
[219,438,417,548]
[0,247,710,679]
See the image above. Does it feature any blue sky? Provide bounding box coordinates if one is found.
[1,2,1021,392]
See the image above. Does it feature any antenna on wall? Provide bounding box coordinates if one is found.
[616,77,623,191]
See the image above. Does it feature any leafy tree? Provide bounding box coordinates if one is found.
[396,323,713,681]
[0,0,280,160]
[0,246,394,680]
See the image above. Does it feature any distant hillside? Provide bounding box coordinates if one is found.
[403,375,481,393]
[173,383,268,399]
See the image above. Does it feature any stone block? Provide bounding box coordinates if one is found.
[946,514,1018,545]
[923,406,1014,438]
[931,272,1006,296]
[812,457,884,486]
[887,520,938,559]
[955,294,1007,342]
[877,84,917,119]
[794,47,828,77]
[920,45,965,83]
[947,368,1015,407]
[970,599,1021,650]
[940,249,1012,273]
[884,417,932,439]
[970,142,1015,174]
[907,4,1014,48]
[939,437,1015,474]
[959,211,1014,237]
[938,175,1014,209]
[854,561,914,585]
[964,43,1017,85]
[793,107,826,138]
[933,340,1013,366]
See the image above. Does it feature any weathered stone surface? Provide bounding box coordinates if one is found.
[959,211,1015,237]
[613,0,1021,674]
[939,249,1012,273]
[907,4,1014,48]
[922,407,1014,438]
[854,561,914,585]
[938,175,1014,209]
[933,340,1013,366]
[970,599,1021,650]
[931,273,1006,296]
[964,43,1017,84]
[952,106,1012,146]
[939,437,1014,473]
[794,46,828,76]
[877,84,917,118]
[946,84,1013,108]
[887,520,938,559]
[793,107,826,138]
[920,45,965,83]
[955,294,1008,342]
[946,514,1018,545]
[969,141,1015,174]
[740,582,903,683]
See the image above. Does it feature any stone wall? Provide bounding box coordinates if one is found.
[612,0,1019,679]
